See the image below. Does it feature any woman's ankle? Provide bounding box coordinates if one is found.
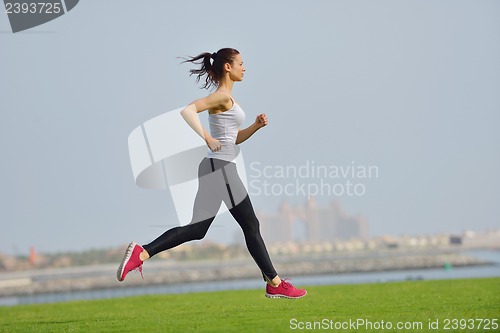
[268,276,281,287]
[139,250,150,261]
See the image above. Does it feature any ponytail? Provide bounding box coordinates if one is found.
[181,48,240,89]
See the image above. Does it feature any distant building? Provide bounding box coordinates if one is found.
[449,235,462,245]
[29,246,36,265]
[258,197,368,244]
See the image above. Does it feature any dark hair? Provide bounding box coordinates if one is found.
[181,48,240,89]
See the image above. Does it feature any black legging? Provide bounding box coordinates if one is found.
[142,157,278,281]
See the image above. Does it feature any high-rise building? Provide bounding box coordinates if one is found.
[258,197,368,244]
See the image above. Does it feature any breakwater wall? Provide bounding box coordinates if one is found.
[0,250,490,297]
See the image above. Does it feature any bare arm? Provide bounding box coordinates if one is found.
[180,92,232,152]
[236,113,268,144]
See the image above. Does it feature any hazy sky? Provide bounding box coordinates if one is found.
[1,0,499,255]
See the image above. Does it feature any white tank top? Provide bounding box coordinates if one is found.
[207,97,245,162]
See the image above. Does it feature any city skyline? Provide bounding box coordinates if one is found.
[258,197,368,244]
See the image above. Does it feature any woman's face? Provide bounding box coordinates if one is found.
[227,54,245,82]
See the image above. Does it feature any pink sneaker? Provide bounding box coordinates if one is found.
[265,279,307,299]
[117,242,144,282]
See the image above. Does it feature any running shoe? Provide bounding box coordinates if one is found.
[265,279,307,299]
[117,242,144,282]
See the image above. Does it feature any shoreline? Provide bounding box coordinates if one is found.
[0,249,493,298]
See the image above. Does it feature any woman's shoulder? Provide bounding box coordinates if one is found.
[207,90,233,114]
[209,90,232,104]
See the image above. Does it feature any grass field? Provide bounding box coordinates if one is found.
[0,277,498,333]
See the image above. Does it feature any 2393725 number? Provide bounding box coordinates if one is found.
[443,318,498,330]
[5,2,62,14]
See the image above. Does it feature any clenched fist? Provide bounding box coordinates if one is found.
[255,113,268,128]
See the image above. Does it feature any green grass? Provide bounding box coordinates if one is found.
[1,278,499,333]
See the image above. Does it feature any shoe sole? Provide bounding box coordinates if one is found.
[265,291,307,299]
[117,242,137,282]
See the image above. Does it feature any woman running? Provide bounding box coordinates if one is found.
[117,48,306,299]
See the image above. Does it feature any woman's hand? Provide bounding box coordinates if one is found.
[205,135,222,152]
[235,114,269,144]
[255,113,268,128]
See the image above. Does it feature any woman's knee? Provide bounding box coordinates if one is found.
[185,220,212,240]
[191,230,207,240]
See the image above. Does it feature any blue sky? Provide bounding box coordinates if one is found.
[0,0,499,254]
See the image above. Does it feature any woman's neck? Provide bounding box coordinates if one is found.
[217,77,234,94]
